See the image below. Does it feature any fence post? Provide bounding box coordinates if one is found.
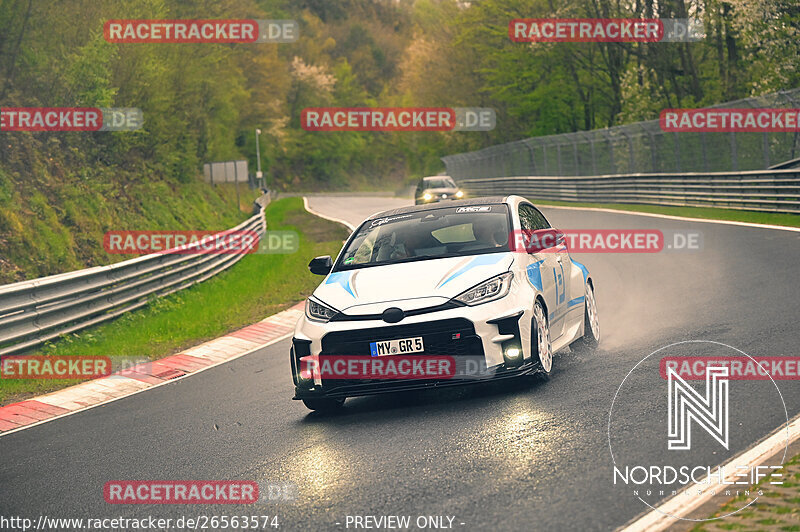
[644,124,658,172]
[573,138,579,176]
[234,160,240,211]
[588,133,597,175]
[556,143,563,175]
[542,144,549,175]
[524,140,537,175]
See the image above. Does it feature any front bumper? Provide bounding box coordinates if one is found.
[291,296,540,399]
[293,360,541,399]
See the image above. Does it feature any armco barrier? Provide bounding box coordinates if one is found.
[459,169,800,214]
[0,195,268,358]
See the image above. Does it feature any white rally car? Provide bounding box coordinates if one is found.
[291,196,599,411]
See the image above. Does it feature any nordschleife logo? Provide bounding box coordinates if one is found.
[608,340,789,522]
[667,365,729,451]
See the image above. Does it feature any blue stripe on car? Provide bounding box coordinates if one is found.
[437,254,506,288]
[326,271,355,297]
[571,259,589,282]
[526,260,545,291]
[567,296,585,307]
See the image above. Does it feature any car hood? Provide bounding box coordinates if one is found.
[313,253,514,312]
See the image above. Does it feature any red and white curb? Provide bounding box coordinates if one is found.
[0,303,303,436]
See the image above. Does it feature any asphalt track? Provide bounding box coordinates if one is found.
[1,196,798,531]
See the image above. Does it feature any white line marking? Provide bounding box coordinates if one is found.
[302,196,356,231]
[0,332,293,438]
[618,412,800,531]
[538,204,800,233]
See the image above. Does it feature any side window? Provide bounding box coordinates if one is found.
[519,204,550,231]
[530,206,550,229]
[342,230,377,265]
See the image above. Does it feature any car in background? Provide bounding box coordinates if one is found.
[414,176,463,204]
[290,196,600,411]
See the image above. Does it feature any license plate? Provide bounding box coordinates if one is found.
[370,337,424,357]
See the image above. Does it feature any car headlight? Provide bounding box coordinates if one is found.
[455,190,464,198]
[306,298,339,322]
[454,272,513,306]
[423,193,432,201]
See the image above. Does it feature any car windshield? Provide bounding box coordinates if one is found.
[422,178,457,189]
[335,205,510,271]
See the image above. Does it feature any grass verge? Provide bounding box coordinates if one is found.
[0,164,261,284]
[693,452,800,531]
[0,197,349,405]
[531,200,800,228]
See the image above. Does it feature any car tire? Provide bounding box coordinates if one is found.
[572,282,600,351]
[532,300,552,379]
[302,397,345,412]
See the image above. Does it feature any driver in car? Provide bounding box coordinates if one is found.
[388,228,431,259]
[469,218,508,250]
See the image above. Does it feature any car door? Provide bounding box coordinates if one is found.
[536,205,572,338]
[518,203,567,339]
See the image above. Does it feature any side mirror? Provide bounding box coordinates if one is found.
[308,255,333,275]
[515,228,562,253]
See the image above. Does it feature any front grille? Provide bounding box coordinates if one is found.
[319,318,485,390]
[321,318,481,357]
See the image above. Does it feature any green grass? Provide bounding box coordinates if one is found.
[693,453,800,530]
[0,197,349,405]
[530,199,800,228]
